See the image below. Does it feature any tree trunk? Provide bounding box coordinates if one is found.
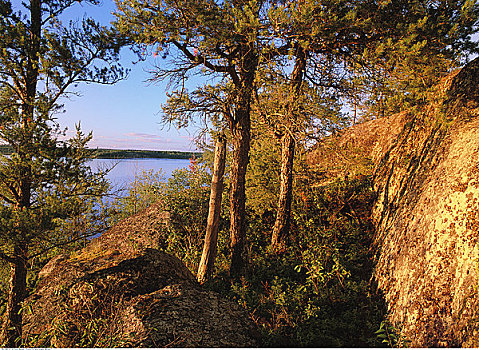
[0,1,41,346]
[226,44,258,278]
[229,109,251,278]
[271,45,307,251]
[0,244,28,347]
[271,132,295,251]
[197,135,227,283]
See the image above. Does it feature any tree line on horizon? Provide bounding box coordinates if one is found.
[0,0,478,347]
[0,144,200,159]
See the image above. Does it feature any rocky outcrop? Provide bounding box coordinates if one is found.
[372,58,479,347]
[308,58,479,346]
[23,204,258,347]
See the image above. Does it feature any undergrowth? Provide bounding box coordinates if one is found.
[106,165,388,347]
[2,161,390,347]
[204,175,386,347]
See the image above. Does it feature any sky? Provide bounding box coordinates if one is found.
[9,1,479,151]
[14,0,202,151]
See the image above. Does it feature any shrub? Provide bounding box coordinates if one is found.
[110,162,387,347]
[109,159,212,271]
[208,176,386,347]
[108,169,167,220]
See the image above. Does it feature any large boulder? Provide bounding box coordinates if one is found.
[308,57,479,346]
[23,204,258,347]
[371,58,479,347]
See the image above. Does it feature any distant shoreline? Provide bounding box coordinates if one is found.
[0,145,201,160]
[90,148,201,159]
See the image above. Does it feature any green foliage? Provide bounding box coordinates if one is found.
[109,159,212,271]
[375,320,410,348]
[207,176,386,347]
[0,0,125,251]
[161,164,211,270]
[109,169,167,220]
[114,0,265,88]
[0,0,126,254]
[349,0,479,118]
[0,124,109,258]
[246,132,281,216]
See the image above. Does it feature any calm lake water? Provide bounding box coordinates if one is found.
[88,158,191,190]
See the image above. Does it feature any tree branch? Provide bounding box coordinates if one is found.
[28,226,110,261]
[170,39,240,86]
[0,250,16,264]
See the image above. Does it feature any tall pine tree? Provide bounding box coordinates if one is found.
[0,0,125,346]
[114,0,269,276]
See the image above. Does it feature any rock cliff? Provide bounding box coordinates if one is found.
[309,57,479,346]
[22,204,258,347]
[372,58,479,347]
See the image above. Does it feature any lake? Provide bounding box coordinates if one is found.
[88,158,191,190]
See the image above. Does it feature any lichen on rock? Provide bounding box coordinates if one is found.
[371,57,479,347]
[307,57,479,347]
[22,204,258,347]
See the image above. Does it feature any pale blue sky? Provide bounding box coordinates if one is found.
[60,0,201,151]
[12,0,201,151]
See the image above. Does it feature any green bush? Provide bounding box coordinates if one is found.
[208,176,386,347]
[109,160,212,271]
[161,166,211,270]
[108,169,167,220]
[110,163,387,347]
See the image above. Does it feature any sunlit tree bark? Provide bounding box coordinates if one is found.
[197,134,227,283]
[271,46,307,251]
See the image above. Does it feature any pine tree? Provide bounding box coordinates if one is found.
[260,0,376,250]
[350,0,479,117]
[0,0,125,346]
[114,0,268,277]
[264,0,479,250]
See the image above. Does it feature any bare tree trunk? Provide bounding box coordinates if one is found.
[197,135,227,283]
[271,132,295,250]
[271,45,307,251]
[1,244,28,347]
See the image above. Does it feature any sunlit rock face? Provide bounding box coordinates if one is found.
[307,57,479,346]
[22,204,258,347]
[372,58,479,347]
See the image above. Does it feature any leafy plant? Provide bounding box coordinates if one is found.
[108,169,166,220]
[207,176,386,347]
[109,159,212,271]
[375,320,410,348]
